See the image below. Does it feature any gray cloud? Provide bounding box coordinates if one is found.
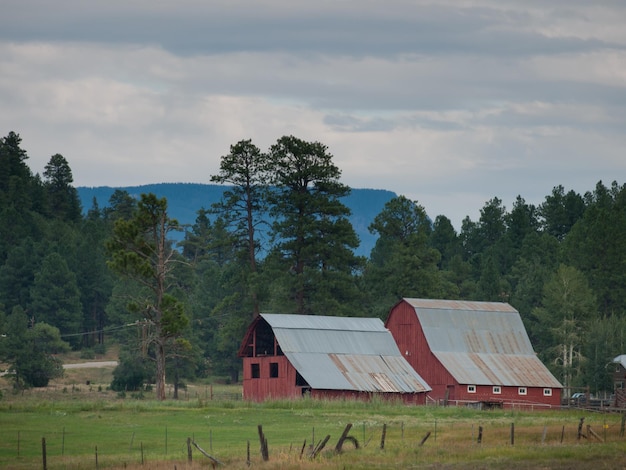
[2,0,625,228]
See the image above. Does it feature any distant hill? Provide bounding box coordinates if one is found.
[77,183,396,257]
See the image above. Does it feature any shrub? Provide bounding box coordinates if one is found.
[110,355,150,392]
[80,349,95,360]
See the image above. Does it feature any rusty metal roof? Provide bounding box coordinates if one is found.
[261,314,431,393]
[403,298,562,388]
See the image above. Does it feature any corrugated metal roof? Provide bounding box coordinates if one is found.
[261,314,431,393]
[403,298,562,388]
[404,298,517,313]
[262,313,385,332]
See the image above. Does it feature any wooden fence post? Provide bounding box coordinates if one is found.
[577,418,585,440]
[587,425,603,442]
[191,439,224,466]
[335,423,354,453]
[419,432,431,446]
[380,424,387,450]
[477,426,483,444]
[42,437,47,470]
[310,435,330,458]
[247,440,251,466]
[620,413,626,438]
[258,425,269,461]
[510,423,514,445]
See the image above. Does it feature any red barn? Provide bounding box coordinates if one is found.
[239,313,431,403]
[385,298,562,409]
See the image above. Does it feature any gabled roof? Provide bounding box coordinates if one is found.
[401,298,562,388]
[254,313,430,394]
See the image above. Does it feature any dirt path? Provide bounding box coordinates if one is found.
[63,361,118,369]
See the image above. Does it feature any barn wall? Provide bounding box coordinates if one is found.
[242,356,302,402]
[452,385,561,409]
[386,300,456,392]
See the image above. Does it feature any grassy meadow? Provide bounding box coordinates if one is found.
[1,362,626,469]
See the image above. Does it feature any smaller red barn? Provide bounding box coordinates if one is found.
[386,298,562,409]
[238,313,431,403]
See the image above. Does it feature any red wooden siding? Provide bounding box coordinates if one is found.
[386,300,457,397]
[242,356,304,401]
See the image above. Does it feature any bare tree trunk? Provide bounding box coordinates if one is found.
[155,339,166,401]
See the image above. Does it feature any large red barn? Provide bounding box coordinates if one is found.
[385,298,562,409]
[238,313,431,403]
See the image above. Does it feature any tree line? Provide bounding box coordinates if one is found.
[0,131,625,399]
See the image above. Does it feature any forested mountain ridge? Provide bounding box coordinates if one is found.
[77,183,397,258]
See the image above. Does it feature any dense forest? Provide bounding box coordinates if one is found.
[1,131,625,399]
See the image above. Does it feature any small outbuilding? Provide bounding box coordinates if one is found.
[238,313,431,403]
[612,355,626,407]
[385,298,562,409]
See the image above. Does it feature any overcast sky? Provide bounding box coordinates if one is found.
[2,1,625,228]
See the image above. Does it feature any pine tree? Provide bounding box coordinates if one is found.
[266,135,362,315]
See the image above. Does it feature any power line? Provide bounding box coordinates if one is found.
[59,322,140,338]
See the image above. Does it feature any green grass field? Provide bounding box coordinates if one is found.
[1,363,626,469]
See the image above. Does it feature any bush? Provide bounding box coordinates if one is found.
[110,355,150,392]
[80,349,95,360]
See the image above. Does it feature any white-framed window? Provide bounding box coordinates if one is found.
[467,385,476,393]
[518,387,527,396]
[493,386,501,394]
[543,388,552,396]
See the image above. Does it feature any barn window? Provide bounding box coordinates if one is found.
[543,388,552,396]
[493,386,501,394]
[518,387,527,395]
[270,362,279,378]
[251,363,260,378]
[467,385,476,393]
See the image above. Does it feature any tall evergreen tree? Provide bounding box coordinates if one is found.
[563,181,626,316]
[0,131,32,207]
[539,185,585,240]
[106,193,188,400]
[532,264,597,397]
[210,139,271,316]
[364,196,452,318]
[430,214,461,269]
[43,153,81,221]
[266,135,361,315]
[29,252,83,347]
